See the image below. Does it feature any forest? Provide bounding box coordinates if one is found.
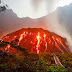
[0,40,72,72]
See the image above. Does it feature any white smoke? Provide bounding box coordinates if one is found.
[46,10,72,51]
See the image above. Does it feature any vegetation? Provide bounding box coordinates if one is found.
[0,40,72,72]
[56,53,72,72]
[0,0,8,12]
[0,50,66,72]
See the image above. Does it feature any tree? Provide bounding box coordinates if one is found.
[37,58,49,72]
[0,0,8,12]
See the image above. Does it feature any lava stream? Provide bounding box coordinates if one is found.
[36,32,41,54]
[52,36,64,53]
[18,32,27,45]
[43,34,47,51]
[56,38,71,53]
[5,44,11,52]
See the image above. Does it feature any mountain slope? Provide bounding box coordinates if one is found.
[2,28,71,54]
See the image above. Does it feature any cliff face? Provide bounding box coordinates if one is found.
[2,28,71,54]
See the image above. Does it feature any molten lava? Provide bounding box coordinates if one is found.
[2,28,71,54]
[5,44,11,52]
[36,32,41,54]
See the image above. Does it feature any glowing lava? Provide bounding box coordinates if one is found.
[36,32,41,54]
[5,44,11,52]
[56,38,71,53]
[52,36,64,53]
[2,28,71,54]
[43,34,47,51]
[18,31,27,45]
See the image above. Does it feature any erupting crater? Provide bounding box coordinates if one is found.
[2,28,71,54]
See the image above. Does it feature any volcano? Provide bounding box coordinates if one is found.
[2,28,71,54]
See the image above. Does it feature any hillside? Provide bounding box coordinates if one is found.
[0,28,72,72]
[2,28,71,54]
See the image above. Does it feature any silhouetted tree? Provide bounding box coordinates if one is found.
[0,0,8,12]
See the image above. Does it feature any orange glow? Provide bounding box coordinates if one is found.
[36,32,40,54]
[5,44,11,51]
[18,31,27,45]
[43,34,46,40]
[65,42,69,45]
[52,36,64,53]
[19,32,25,41]
[43,33,47,51]
[2,28,71,54]
[55,37,71,53]
[14,36,17,39]
[12,35,17,41]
